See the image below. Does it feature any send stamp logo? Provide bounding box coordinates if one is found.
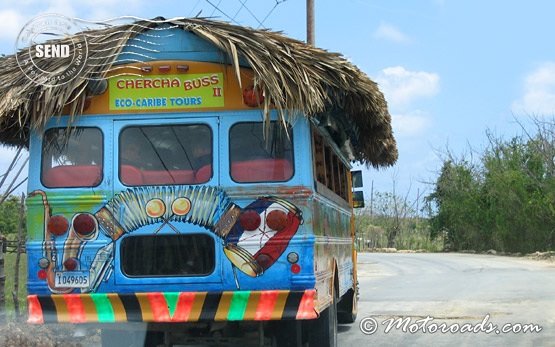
[15,13,88,87]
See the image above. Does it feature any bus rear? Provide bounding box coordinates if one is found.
[13,18,397,347]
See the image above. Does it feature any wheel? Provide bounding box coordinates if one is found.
[308,287,337,347]
[337,280,359,324]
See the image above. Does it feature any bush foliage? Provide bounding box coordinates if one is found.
[426,122,555,253]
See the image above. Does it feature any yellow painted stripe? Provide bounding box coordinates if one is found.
[81,295,98,322]
[188,292,206,322]
[242,291,261,320]
[107,294,127,322]
[214,292,233,321]
[51,295,69,322]
[136,294,154,322]
[271,291,289,320]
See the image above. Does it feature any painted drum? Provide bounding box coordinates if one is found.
[223,244,264,277]
[225,196,302,276]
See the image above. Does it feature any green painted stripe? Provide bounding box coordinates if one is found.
[227,291,250,321]
[164,292,180,318]
[91,294,115,322]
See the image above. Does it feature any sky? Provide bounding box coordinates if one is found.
[1,0,555,209]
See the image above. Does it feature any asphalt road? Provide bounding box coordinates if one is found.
[339,252,555,347]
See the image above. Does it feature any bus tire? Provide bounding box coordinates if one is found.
[337,281,358,324]
[308,287,338,347]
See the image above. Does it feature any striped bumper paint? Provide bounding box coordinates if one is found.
[27,290,317,324]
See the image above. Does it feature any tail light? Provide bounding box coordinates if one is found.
[47,215,69,236]
[63,257,79,271]
[287,252,299,264]
[158,65,171,73]
[37,269,47,280]
[265,210,288,231]
[239,210,261,231]
[291,263,301,274]
[72,213,97,238]
[177,64,189,72]
[140,65,153,73]
[38,258,50,269]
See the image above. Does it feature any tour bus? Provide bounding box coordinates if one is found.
[16,18,396,347]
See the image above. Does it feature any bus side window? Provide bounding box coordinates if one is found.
[312,129,350,202]
[41,127,103,188]
[313,132,326,184]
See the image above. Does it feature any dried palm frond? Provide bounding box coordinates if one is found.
[0,17,397,167]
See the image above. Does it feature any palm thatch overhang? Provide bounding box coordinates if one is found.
[0,17,397,167]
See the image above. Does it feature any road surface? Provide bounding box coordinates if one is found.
[339,252,555,347]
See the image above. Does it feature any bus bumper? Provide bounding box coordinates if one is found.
[28,289,317,324]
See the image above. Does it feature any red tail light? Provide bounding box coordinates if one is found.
[158,65,171,72]
[291,263,301,274]
[47,215,69,236]
[265,210,288,231]
[37,269,47,280]
[73,213,97,237]
[63,257,79,271]
[239,210,261,231]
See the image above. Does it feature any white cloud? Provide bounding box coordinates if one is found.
[375,66,440,109]
[392,111,431,137]
[0,9,25,41]
[512,62,555,116]
[373,22,410,43]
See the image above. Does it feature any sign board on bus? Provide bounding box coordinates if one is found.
[108,73,225,110]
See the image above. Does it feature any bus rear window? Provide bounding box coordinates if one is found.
[41,127,103,188]
[119,124,212,186]
[229,122,294,183]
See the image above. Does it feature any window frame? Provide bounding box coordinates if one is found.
[40,126,104,188]
[119,233,216,278]
[228,121,295,184]
[311,126,351,204]
[118,123,214,187]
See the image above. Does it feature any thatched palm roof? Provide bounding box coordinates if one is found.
[0,17,397,167]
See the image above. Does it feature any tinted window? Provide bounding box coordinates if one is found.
[121,234,215,276]
[41,127,103,188]
[229,122,294,182]
[119,124,212,185]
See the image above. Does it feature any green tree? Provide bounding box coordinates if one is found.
[427,122,555,253]
[0,195,23,235]
[426,159,489,251]
[482,135,555,252]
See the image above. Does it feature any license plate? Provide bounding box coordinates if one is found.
[54,271,90,288]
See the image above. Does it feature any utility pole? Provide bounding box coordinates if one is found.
[307,0,315,45]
